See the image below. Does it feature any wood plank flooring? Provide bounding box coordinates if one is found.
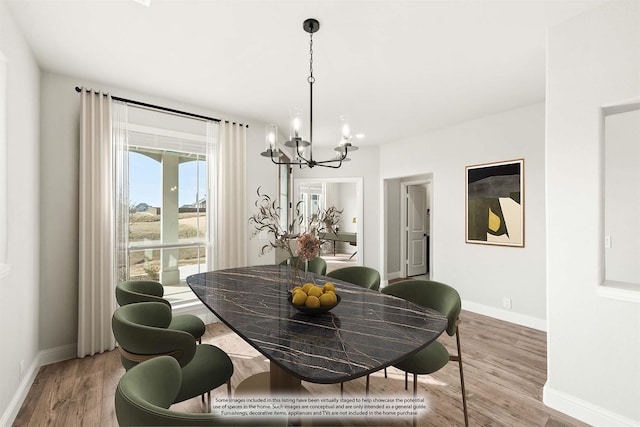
[13,311,590,427]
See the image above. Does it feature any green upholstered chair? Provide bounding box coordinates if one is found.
[111,302,234,413]
[326,266,380,291]
[279,256,327,276]
[115,356,288,426]
[326,265,381,395]
[381,279,468,427]
[116,280,206,343]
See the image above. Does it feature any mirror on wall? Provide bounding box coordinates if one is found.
[603,101,640,289]
[294,178,364,271]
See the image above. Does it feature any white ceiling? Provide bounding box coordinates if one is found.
[7,0,606,147]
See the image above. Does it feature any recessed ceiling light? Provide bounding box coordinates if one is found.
[355,133,365,139]
[131,0,151,7]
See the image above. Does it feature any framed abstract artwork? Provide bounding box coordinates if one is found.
[465,159,524,247]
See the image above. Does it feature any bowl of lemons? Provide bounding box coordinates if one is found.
[289,282,341,315]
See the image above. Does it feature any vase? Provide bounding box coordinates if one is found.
[287,257,315,286]
[291,259,306,286]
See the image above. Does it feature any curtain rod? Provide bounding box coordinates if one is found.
[74,87,249,128]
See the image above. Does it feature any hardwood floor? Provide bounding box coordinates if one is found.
[13,311,589,427]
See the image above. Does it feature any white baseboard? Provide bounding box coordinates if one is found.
[543,383,639,427]
[461,300,547,331]
[0,342,76,426]
[386,271,403,281]
[0,354,40,427]
[381,271,404,288]
[38,343,76,366]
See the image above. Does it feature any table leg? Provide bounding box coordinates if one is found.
[270,361,302,393]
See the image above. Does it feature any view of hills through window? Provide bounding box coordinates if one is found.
[119,106,212,292]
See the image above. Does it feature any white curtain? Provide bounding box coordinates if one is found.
[216,122,247,269]
[113,102,129,287]
[77,89,120,357]
[206,121,218,271]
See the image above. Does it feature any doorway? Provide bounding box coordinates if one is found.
[406,184,429,277]
[294,177,364,272]
[384,174,432,281]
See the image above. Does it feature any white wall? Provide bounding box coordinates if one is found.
[380,102,547,327]
[545,1,640,425]
[38,71,277,354]
[385,178,402,276]
[334,182,357,233]
[0,0,40,423]
[293,146,380,270]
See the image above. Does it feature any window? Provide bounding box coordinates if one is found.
[116,106,215,303]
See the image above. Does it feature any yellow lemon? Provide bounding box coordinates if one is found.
[305,295,320,308]
[292,289,306,299]
[307,286,323,298]
[292,286,304,295]
[292,292,307,306]
[302,283,315,293]
[323,282,335,293]
[319,292,337,306]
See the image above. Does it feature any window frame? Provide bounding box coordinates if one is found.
[115,107,216,306]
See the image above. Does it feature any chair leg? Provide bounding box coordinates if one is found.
[405,371,408,390]
[366,375,370,396]
[455,327,469,427]
[198,337,202,344]
[340,382,344,398]
[384,367,387,378]
[206,391,211,413]
[412,373,418,427]
[227,379,232,398]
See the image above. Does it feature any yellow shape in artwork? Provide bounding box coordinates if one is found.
[488,207,501,232]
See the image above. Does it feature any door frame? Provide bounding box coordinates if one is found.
[400,178,432,278]
[294,177,364,265]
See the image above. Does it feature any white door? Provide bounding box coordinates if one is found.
[407,185,427,276]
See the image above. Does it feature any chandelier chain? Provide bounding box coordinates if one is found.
[308,33,315,84]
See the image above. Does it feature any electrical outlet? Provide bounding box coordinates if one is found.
[604,235,611,248]
[502,297,512,310]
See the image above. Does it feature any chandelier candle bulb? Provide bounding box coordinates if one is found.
[340,115,351,138]
[260,124,283,158]
[265,124,277,150]
[289,108,303,141]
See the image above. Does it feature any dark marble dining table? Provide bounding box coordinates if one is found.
[187,264,448,393]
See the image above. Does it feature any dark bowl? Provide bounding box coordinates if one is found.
[288,293,341,315]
